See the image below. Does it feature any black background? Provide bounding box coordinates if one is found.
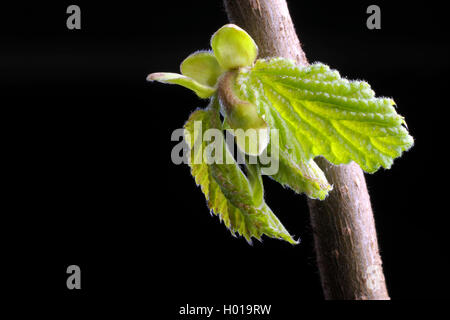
[2,0,449,313]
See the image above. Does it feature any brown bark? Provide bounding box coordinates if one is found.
[223,0,390,300]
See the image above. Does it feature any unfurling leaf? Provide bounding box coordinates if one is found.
[262,141,332,200]
[184,99,297,244]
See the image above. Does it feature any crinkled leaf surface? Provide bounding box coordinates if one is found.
[147,72,215,98]
[180,51,224,87]
[184,99,297,244]
[236,58,414,174]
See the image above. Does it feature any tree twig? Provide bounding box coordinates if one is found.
[223,0,390,300]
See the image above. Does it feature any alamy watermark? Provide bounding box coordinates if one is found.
[171,121,280,175]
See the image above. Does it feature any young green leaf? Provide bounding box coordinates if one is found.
[184,99,297,244]
[237,58,414,173]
